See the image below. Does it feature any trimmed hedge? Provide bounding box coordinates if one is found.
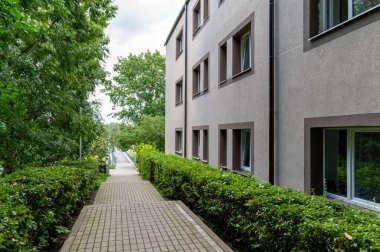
[136,144,380,252]
[0,161,105,251]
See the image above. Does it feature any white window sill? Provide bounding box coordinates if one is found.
[327,193,380,213]
[309,4,380,41]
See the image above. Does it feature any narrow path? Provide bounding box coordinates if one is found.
[60,150,232,252]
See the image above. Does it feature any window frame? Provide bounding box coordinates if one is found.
[240,31,251,72]
[192,126,209,163]
[304,0,380,51]
[203,129,209,163]
[192,53,210,99]
[219,42,227,84]
[176,28,184,59]
[175,77,183,106]
[192,65,201,96]
[175,129,183,155]
[203,57,209,91]
[218,13,254,89]
[219,122,254,173]
[203,0,209,21]
[192,130,200,159]
[193,0,201,35]
[323,127,380,211]
[240,129,251,172]
[219,129,227,167]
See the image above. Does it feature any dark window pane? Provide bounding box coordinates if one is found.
[241,130,250,170]
[241,34,250,71]
[325,130,347,197]
[243,132,250,166]
[354,132,380,202]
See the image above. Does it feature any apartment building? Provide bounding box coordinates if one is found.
[164,0,380,211]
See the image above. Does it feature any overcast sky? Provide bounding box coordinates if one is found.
[95,0,184,123]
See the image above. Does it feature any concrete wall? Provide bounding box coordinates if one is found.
[276,1,380,190]
[166,0,380,191]
[165,0,271,182]
[165,13,185,154]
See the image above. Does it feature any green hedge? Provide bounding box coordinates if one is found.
[136,144,380,252]
[0,161,105,251]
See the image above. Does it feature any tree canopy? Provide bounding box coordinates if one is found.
[115,115,165,152]
[0,0,117,172]
[104,50,165,123]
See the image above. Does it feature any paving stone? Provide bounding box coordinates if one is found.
[60,150,232,252]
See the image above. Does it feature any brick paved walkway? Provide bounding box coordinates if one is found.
[61,150,233,252]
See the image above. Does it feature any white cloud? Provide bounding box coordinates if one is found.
[94,0,185,123]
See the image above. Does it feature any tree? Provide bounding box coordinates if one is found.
[105,51,165,123]
[0,0,117,172]
[115,115,165,151]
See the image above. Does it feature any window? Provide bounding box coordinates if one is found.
[240,32,251,72]
[203,58,209,90]
[204,0,209,20]
[192,130,200,158]
[219,130,227,167]
[233,129,251,172]
[203,130,209,162]
[193,126,209,162]
[193,1,201,34]
[192,54,209,98]
[176,29,183,58]
[219,43,227,83]
[175,79,183,105]
[241,130,251,171]
[232,22,251,76]
[324,128,380,208]
[315,0,380,35]
[193,65,201,96]
[175,130,183,154]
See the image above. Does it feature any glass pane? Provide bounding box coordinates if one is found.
[241,130,250,170]
[353,0,380,16]
[197,132,201,157]
[241,34,250,71]
[354,132,380,202]
[325,130,347,197]
[197,71,201,92]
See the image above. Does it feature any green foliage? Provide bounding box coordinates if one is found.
[104,51,165,123]
[85,127,111,163]
[136,144,380,252]
[0,0,117,173]
[116,115,165,151]
[0,161,105,250]
[0,183,34,251]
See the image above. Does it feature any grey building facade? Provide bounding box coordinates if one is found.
[165,0,380,211]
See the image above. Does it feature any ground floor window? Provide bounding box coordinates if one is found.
[192,126,209,162]
[324,128,380,207]
[175,130,183,154]
[241,129,251,172]
[192,130,200,158]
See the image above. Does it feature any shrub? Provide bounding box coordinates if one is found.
[0,161,104,250]
[0,183,34,251]
[136,144,380,252]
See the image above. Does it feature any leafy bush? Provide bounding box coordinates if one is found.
[116,115,165,151]
[0,183,34,251]
[0,161,105,251]
[136,144,380,252]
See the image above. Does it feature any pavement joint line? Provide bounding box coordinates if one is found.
[175,203,224,252]
[60,150,233,252]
